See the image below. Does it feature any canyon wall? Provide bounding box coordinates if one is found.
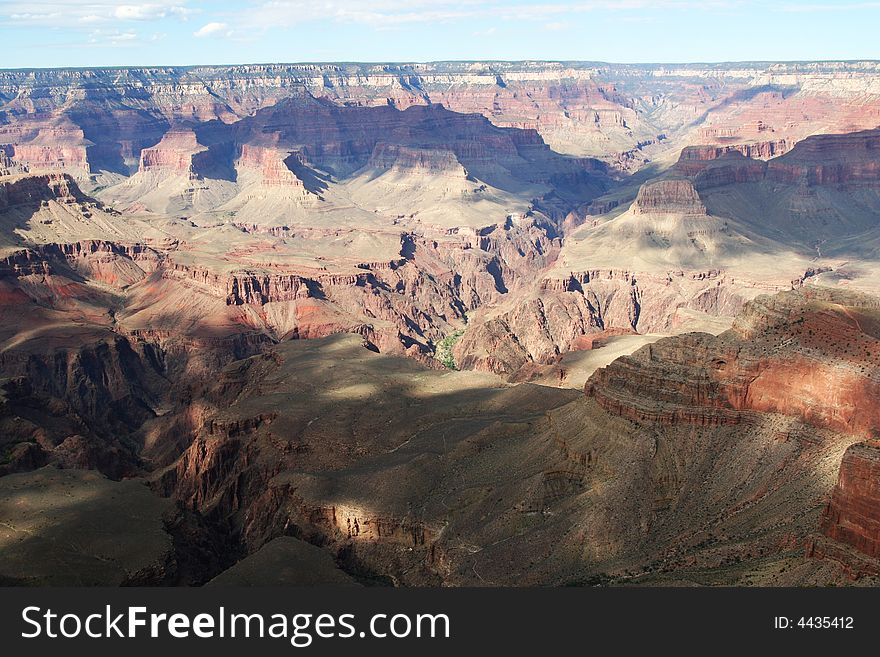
[3,61,880,178]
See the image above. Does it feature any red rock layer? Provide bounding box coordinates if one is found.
[819,440,880,560]
[571,327,637,350]
[678,140,788,163]
[236,145,306,187]
[766,129,880,186]
[0,126,90,176]
[586,289,880,436]
[674,129,880,191]
[138,130,204,175]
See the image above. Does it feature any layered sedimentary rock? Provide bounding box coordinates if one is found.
[0,146,27,177]
[236,145,307,188]
[2,61,880,179]
[138,129,206,176]
[130,331,870,587]
[632,178,707,215]
[584,289,880,578]
[819,440,880,562]
[678,140,789,162]
[766,129,880,185]
[676,129,880,190]
[366,144,468,176]
[0,172,85,209]
[586,289,880,435]
[0,125,91,177]
[4,61,880,587]
[675,150,768,187]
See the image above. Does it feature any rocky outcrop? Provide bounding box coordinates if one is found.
[679,140,789,163]
[675,130,880,191]
[0,241,159,286]
[585,332,747,426]
[683,152,769,189]
[138,129,206,176]
[586,289,880,435]
[0,249,54,277]
[582,288,880,579]
[455,265,770,377]
[366,143,468,176]
[0,335,169,479]
[0,126,90,177]
[571,327,637,350]
[236,144,307,188]
[819,440,880,561]
[0,172,86,210]
[584,198,620,215]
[161,261,377,306]
[632,178,707,215]
[0,145,27,177]
[767,128,880,186]
[226,273,325,305]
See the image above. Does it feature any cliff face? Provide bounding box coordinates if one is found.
[678,140,789,162]
[676,128,880,190]
[586,289,880,436]
[190,96,577,183]
[236,145,307,188]
[632,179,707,215]
[585,289,880,576]
[0,63,645,167]
[0,145,28,177]
[0,172,85,210]
[366,144,468,176]
[767,129,880,186]
[0,125,91,176]
[819,440,880,562]
[0,334,168,479]
[3,60,880,178]
[138,129,206,176]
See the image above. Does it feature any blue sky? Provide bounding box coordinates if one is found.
[1,1,878,69]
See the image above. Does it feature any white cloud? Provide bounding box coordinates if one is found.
[193,22,231,38]
[2,1,197,27]
[235,0,739,31]
[110,31,139,42]
[86,28,141,46]
[114,5,169,21]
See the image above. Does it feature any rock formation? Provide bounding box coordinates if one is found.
[138,129,206,176]
[819,440,880,563]
[632,178,707,215]
[3,61,880,587]
[587,289,880,435]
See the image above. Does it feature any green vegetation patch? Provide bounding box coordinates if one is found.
[435,329,464,370]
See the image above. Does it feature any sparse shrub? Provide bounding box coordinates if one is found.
[435,329,464,370]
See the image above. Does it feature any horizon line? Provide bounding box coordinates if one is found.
[3,58,880,74]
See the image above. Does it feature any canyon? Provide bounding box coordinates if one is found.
[2,61,880,586]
